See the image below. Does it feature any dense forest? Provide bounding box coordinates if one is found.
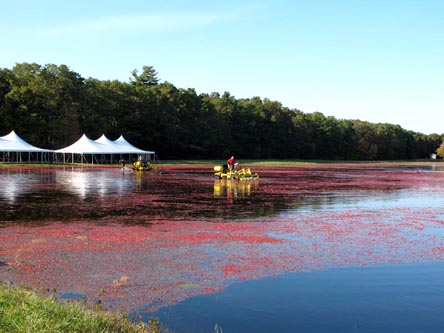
[0,63,442,160]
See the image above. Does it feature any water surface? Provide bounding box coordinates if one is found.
[1,163,444,332]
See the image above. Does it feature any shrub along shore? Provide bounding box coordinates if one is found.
[0,283,160,333]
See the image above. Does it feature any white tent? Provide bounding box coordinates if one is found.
[0,130,53,163]
[55,134,112,164]
[113,135,155,155]
[95,134,155,159]
[56,134,155,164]
[56,134,110,154]
[94,134,118,150]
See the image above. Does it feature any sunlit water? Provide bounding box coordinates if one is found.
[1,163,444,332]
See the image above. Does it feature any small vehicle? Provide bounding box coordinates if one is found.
[132,160,154,171]
[214,163,259,180]
[120,159,155,171]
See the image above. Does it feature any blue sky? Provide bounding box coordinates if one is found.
[1,0,443,134]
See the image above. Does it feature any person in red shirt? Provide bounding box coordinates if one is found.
[227,156,236,171]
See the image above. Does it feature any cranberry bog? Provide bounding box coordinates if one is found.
[1,163,444,332]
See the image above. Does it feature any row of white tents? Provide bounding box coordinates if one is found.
[0,130,155,164]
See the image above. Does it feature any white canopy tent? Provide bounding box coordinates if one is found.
[112,135,155,155]
[0,130,53,163]
[55,134,155,164]
[94,134,118,149]
[95,134,155,162]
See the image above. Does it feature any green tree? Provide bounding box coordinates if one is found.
[0,68,14,132]
[352,120,379,160]
[39,64,84,148]
[130,66,159,86]
[290,111,315,158]
[81,78,138,141]
[3,63,84,148]
[2,62,443,161]
[208,92,239,156]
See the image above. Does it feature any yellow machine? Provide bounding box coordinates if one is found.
[213,164,259,180]
[132,160,154,171]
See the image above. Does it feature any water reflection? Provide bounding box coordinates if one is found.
[0,168,137,223]
[0,169,52,204]
[0,173,28,204]
[0,165,442,223]
[55,168,132,199]
[213,179,259,200]
[2,163,444,332]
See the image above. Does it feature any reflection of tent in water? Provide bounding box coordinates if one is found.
[55,134,155,164]
[0,169,55,204]
[0,171,29,203]
[55,169,132,198]
[0,130,53,163]
[214,179,259,198]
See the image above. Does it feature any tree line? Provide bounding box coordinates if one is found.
[0,63,442,160]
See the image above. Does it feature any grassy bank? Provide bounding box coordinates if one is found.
[1,159,440,168]
[158,159,441,166]
[0,283,159,333]
[157,159,326,165]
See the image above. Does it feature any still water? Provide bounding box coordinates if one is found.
[1,163,444,332]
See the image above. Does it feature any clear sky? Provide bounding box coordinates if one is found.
[1,0,443,134]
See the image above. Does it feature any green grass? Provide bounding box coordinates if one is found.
[1,158,441,168]
[158,159,441,166]
[157,159,320,165]
[0,283,160,333]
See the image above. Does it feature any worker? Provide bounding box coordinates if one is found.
[227,156,236,171]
